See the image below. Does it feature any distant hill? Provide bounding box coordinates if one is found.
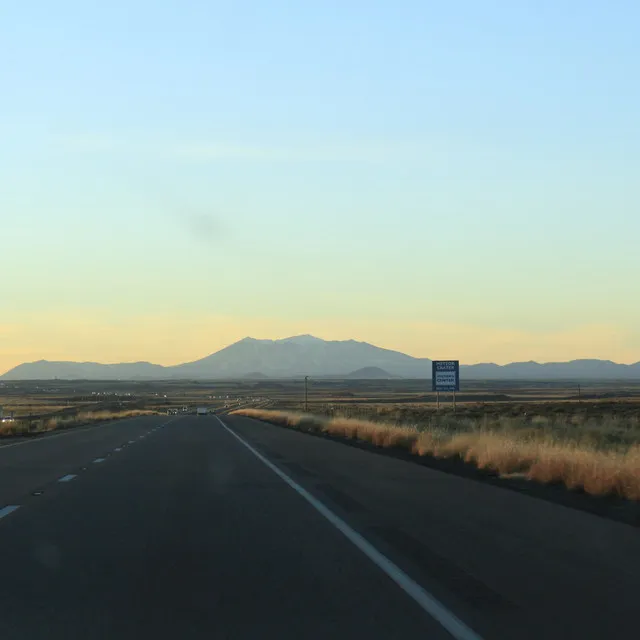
[344,366,397,379]
[462,359,640,380]
[170,335,430,379]
[2,335,639,380]
[0,360,167,381]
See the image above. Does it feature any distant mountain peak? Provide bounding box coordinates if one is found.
[237,335,325,346]
[238,336,271,344]
[275,334,324,344]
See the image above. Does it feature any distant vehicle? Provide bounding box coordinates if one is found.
[196,407,208,416]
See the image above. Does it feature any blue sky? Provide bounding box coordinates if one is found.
[1,1,639,370]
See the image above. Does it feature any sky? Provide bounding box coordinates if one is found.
[1,1,639,373]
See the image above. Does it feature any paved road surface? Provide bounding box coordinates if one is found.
[1,414,638,639]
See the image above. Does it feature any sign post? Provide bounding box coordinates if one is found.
[432,361,460,410]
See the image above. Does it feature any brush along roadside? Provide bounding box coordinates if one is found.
[230,408,640,502]
[0,409,159,437]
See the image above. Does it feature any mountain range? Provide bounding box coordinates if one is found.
[2,335,640,380]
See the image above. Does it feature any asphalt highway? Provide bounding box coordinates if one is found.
[1,413,638,639]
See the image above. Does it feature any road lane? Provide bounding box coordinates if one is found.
[0,415,456,640]
[226,414,640,640]
[0,415,170,506]
[218,416,480,640]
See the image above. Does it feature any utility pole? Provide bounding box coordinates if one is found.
[304,376,309,412]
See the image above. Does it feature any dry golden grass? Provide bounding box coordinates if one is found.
[12,404,73,413]
[232,408,640,501]
[0,409,158,436]
[309,402,640,450]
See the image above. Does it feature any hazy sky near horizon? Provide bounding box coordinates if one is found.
[2,1,639,373]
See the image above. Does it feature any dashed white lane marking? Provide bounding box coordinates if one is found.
[139,435,145,439]
[216,416,484,640]
[114,447,122,452]
[93,458,106,464]
[0,505,20,520]
[128,440,135,444]
[58,474,77,482]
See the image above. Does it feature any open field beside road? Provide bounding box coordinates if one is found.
[4,376,640,444]
[297,401,640,449]
[0,409,160,437]
[0,378,263,420]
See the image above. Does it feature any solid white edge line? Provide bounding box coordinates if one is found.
[0,505,20,519]
[58,474,77,482]
[215,416,483,640]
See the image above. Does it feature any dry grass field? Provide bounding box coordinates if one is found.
[0,409,159,436]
